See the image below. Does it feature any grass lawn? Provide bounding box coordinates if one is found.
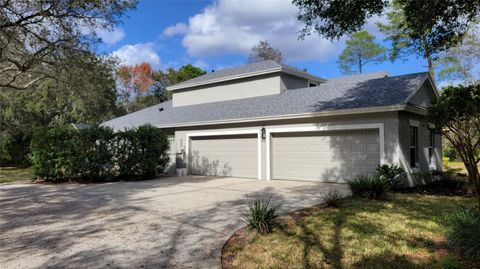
[0,167,33,183]
[443,160,480,175]
[223,193,476,269]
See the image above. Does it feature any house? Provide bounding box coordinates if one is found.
[102,60,441,186]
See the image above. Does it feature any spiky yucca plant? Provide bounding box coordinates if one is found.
[243,196,280,234]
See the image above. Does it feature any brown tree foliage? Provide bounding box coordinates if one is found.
[248,40,283,63]
[118,63,155,93]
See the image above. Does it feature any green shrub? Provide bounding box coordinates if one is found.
[445,208,480,260]
[375,164,405,189]
[30,126,82,181]
[443,147,457,161]
[30,124,170,182]
[78,126,114,180]
[243,196,280,234]
[324,189,342,207]
[112,128,140,178]
[1,130,32,167]
[348,175,389,199]
[112,125,170,179]
[135,125,170,178]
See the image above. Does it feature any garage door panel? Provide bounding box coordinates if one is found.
[189,134,257,178]
[272,129,380,183]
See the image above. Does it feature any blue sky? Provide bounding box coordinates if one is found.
[94,0,455,80]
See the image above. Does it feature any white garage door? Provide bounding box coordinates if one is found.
[271,129,380,182]
[189,134,258,178]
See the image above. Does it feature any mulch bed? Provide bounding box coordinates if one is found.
[395,179,470,197]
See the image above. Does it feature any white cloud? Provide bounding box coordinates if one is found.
[96,27,125,45]
[437,79,464,89]
[363,14,387,39]
[168,0,340,62]
[111,43,161,68]
[193,59,209,69]
[163,23,188,37]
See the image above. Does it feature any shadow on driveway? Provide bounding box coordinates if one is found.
[0,176,349,268]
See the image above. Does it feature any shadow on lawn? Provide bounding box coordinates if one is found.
[351,251,420,269]
[224,192,473,269]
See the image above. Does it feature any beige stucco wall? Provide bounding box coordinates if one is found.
[171,73,282,107]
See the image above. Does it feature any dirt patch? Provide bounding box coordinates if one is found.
[221,227,257,269]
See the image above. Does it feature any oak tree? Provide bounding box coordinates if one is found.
[0,0,136,90]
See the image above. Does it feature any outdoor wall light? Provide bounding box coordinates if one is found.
[261,127,266,141]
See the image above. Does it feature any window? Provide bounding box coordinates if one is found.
[428,129,435,165]
[409,126,418,167]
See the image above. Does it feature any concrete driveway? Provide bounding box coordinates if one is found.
[0,176,349,268]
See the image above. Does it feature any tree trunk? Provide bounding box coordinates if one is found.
[421,35,435,78]
[446,133,480,208]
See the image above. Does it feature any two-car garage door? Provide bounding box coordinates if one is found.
[187,128,380,182]
[271,129,380,183]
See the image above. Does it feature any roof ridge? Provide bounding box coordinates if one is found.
[327,71,389,80]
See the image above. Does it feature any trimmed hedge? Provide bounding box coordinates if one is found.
[30,126,82,181]
[30,125,169,182]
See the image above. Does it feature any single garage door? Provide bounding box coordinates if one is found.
[271,129,380,182]
[189,134,258,178]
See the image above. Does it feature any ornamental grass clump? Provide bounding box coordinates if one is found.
[324,189,343,207]
[445,207,480,261]
[348,174,389,199]
[243,196,280,234]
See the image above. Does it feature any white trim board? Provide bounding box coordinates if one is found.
[265,123,385,180]
[185,128,262,180]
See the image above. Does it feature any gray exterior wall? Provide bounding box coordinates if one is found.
[409,83,436,107]
[172,112,403,182]
[166,109,439,186]
[280,73,309,90]
[172,73,282,107]
[398,111,442,186]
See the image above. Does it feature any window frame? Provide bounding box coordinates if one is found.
[409,126,419,168]
[428,129,435,165]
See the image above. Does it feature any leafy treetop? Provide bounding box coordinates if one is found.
[337,31,385,74]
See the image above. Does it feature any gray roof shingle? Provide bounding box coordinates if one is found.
[102,71,429,131]
[174,61,282,87]
[170,60,324,89]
